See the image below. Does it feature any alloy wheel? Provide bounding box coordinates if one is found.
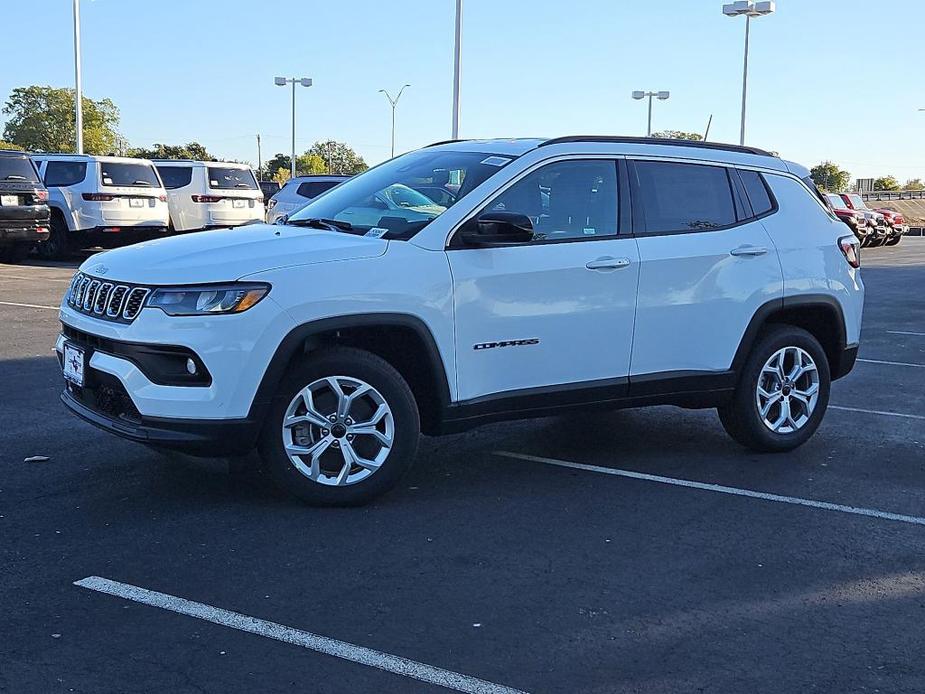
[756,346,820,434]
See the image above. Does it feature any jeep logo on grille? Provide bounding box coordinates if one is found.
[92,263,109,275]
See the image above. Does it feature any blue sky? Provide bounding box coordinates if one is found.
[1,0,923,181]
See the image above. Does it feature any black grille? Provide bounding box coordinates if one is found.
[66,273,150,323]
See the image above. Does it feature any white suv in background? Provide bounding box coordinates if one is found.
[266,175,350,223]
[33,154,170,258]
[57,137,864,507]
[154,160,265,233]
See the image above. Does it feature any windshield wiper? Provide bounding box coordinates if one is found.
[3,175,27,181]
[133,180,153,186]
[287,217,354,231]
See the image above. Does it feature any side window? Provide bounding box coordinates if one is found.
[482,159,618,242]
[739,169,774,216]
[633,161,736,233]
[157,166,193,190]
[297,181,339,199]
[44,161,87,187]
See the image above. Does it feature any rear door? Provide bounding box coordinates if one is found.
[628,159,783,380]
[448,157,640,402]
[43,160,88,230]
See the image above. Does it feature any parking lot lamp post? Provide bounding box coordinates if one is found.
[73,0,83,154]
[723,1,776,146]
[379,85,411,159]
[452,0,462,138]
[632,91,670,137]
[274,76,313,179]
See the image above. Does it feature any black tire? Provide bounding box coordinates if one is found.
[885,235,902,247]
[718,325,830,453]
[258,347,420,506]
[37,211,70,260]
[0,243,32,264]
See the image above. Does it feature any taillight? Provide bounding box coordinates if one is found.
[191,195,223,203]
[158,194,168,202]
[35,190,48,202]
[839,235,861,269]
[82,193,115,201]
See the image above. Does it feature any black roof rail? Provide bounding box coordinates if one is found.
[539,135,775,157]
[423,138,468,148]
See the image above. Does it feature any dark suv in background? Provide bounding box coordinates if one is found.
[0,150,49,263]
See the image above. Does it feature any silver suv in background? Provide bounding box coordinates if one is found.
[266,175,350,223]
[33,154,170,258]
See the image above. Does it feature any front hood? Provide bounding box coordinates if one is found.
[79,223,388,285]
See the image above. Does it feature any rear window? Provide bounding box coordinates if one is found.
[739,170,774,216]
[208,167,257,190]
[156,166,193,190]
[296,180,341,199]
[101,162,161,188]
[0,156,40,183]
[634,161,737,233]
[44,161,87,187]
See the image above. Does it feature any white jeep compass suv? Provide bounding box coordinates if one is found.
[57,137,864,506]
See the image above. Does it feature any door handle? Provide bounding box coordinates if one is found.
[729,245,768,257]
[585,256,631,270]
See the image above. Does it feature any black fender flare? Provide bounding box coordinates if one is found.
[247,313,452,420]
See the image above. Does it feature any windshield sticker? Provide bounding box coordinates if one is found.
[102,177,113,185]
[480,156,512,167]
[583,227,596,235]
[365,227,389,238]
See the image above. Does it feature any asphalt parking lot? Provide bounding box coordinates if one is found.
[2,241,925,694]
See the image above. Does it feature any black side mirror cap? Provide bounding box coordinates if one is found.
[460,211,534,247]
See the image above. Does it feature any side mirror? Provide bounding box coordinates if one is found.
[274,214,288,226]
[461,211,534,247]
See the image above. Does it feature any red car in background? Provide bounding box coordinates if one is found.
[873,208,907,246]
[838,193,902,247]
[824,193,870,245]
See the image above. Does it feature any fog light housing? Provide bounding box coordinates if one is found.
[186,358,197,375]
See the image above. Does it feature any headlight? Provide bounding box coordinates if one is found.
[147,283,269,316]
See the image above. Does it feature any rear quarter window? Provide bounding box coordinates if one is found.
[296,181,340,199]
[739,170,775,216]
[156,166,193,189]
[44,161,87,187]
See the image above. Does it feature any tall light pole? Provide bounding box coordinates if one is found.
[723,1,775,146]
[274,76,313,178]
[256,134,262,181]
[632,91,670,137]
[451,0,462,138]
[73,0,83,154]
[379,85,411,158]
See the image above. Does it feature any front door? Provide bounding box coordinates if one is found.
[447,158,639,402]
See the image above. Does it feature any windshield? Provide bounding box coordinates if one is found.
[825,194,844,208]
[208,166,258,190]
[0,156,40,183]
[101,162,161,188]
[847,194,867,210]
[287,149,514,239]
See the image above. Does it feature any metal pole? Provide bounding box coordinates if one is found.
[290,80,297,179]
[739,15,751,146]
[451,0,462,138]
[390,102,396,158]
[647,94,653,137]
[73,0,83,154]
[256,134,262,181]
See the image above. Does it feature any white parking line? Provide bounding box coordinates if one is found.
[830,404,925,421]
[74,576,527,694]
[0,300,59,311]
[858,358,925,369]
[493,451,925,527]
[887,330,925,337]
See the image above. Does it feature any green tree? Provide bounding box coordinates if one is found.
[263,153,290,180]
[0,140,23,151]
[651,130,704,141]
[873,175,900,191]
[271,167,291,185]
[904,178,925,191]
[2,86,120,155]
[809,161,851,193]
[308,140,368,175]
[127,142,213,160]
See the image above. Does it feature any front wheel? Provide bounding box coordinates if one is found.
[258,347,420,506]
[885,234,902,247]
[718,326,830,453]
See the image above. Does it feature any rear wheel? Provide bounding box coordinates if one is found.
[718,325,830,453]
[0,243,32,264]
[258,347,420,506]
[37,211,70,260]
[885,234,902,247]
